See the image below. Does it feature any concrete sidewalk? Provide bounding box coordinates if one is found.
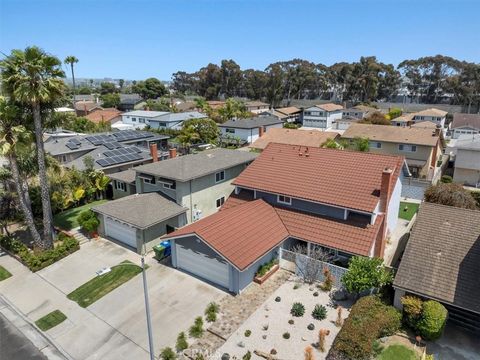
[0,296,70,360]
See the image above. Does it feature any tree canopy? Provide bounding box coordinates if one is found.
[133,78,167,100]
[424,183,478,210]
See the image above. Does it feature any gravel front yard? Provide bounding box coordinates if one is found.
[216,278,352,359]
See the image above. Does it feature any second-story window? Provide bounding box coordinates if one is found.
[215,170,225,183]
[369,141,382,149]
[226,128,235,134]
[216,196,225,208]
[398,144,417,152]
[277,195,292,205]
[143,177,156,184]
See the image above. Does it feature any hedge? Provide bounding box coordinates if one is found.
[416,300,448,340]
[327,296,401,360]
[0,233,79,272]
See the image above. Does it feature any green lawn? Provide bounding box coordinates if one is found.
[35,310,67,331]
[378,344,418,360]
[53,200,107,230]
[0,265,12,281]
[67,260,143,308]
[398,202,420,221]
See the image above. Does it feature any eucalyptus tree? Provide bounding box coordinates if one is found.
[64,55,79,105]
[0,46,66,248]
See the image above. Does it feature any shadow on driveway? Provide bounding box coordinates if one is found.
[428,324,480,360]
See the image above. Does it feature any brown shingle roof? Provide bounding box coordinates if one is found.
[393,203,480,314]
[342,123,440,147]
[233,142,404,213]
[315,103,344,112]
[451,113,480,130]
[249,128,339,150]
[164,200,289,270]
[85,109,122,124]
[276,106,301,115]
[414,108,448,117]
[74,101,102,112]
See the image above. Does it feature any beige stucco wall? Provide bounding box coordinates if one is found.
[453,167,480,186]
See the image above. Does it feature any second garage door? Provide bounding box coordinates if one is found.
[104,217,137,249]
[176,243,230,289]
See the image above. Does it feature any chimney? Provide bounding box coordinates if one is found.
[169,147,177,159]
[149,143,158,162]
[380,167,393,213]
[375,167,393,258]
[434,126,441,137]
[259,126,265,137]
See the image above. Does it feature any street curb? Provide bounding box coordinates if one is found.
[0,295,74,360]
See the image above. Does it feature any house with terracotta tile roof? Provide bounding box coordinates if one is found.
[302,103,344,129]
[84,109,122,124]
[162,143,408,293]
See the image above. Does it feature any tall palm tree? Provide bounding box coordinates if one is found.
[0,97,43,246]
[64,56,79,105]
[0,46,66,249]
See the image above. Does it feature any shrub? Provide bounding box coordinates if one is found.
[288,319,294,325]
[388,108,402,120]
[293,283,300,290]
[0,234,79,272]
[341,256,393,296]
[440,175,453,183]
[290,302,305,317]
[283,332,290,339]
[330,296,401,360]
[242,351,252,360]
[175,332,188,352]
[189,316,204,338]
[256,258,278,277]
[417,300,447,340]
[401,295,423,329]
[312,304,327,320]
[160,347,176,360]
[205,302,219,322]
[77,210,99,233]
[425,183,477,210]
[244,329,251,337]
[470,190,480,209]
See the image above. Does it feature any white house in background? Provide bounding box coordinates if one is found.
[121,110,207,130]
[302,103,343,129]
[411,108,448,128]
[244,101,270,114]
[451,113,480,139]
[218,116,284,145]
[453,135,480,186]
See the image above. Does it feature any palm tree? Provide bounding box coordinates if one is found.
[64,56,79,106]
[0,46,66,249]
[0,97,43,246]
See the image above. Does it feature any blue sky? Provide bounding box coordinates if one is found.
[1,0,479,80]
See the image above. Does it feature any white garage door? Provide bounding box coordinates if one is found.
[104,217,137,248]
[176,243,230,288]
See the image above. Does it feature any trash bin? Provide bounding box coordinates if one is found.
[153,240,171,260]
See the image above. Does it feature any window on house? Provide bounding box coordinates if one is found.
[215,170,225,183]
[226,128,235,134]
[304,111,311,116]
[132,117,137,122]
[163,182,176,190]
[216,196,225,208]
[398,144,417,152]
[60,155,68,163]
[139,118,145,123]
[158,122,167,127]
[114,181,126,191]
[143,177,156,184]
[369,141,382,149]
[277,195,292,205]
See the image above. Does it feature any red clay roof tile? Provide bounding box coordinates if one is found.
[233,143,404,213]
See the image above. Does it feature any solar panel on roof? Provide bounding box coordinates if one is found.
[66,142,79,150]
[70,138,81,145]
[96,159,109,167]
[104,141,122,150]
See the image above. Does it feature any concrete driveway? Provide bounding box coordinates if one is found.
[428,325,480,360]
[0,238,226,359]
[89,261,226,355]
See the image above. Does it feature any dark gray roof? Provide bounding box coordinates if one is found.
[108,169,137,183]
[135,148,258,181]
[393,202,480,313]
[92,193,187,229]
[219,116,283,129]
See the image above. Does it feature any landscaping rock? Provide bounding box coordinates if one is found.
[221,354,230,360]
[237,341,245,348]
[302,336,307,341]
[262,335,267,339]
[332,289,348,301]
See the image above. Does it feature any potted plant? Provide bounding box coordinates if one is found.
[77,209,100,238]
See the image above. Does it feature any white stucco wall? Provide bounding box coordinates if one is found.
[386,177,402,236]
[452,127,479,139]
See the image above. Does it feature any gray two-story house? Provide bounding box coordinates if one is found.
[93,149,257,253]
